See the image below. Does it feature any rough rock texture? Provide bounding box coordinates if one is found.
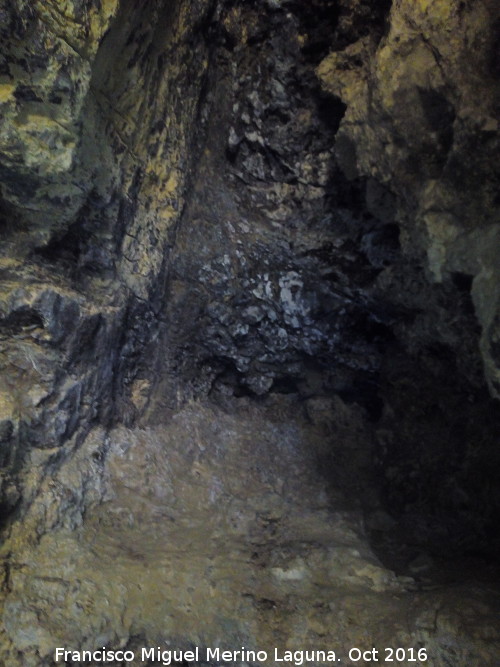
[153,0,500,557]
[1,0,500,665]
[314,0,500,557]
[318,0,500,395]
[2,400,500,666]
[0,0,213,518]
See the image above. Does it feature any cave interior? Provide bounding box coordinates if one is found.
[0,0,500,665]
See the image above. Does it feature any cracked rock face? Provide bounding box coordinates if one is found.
[0,0,500,665]
[0,0,213,516]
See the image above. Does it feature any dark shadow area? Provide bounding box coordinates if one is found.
[159,0,500,589]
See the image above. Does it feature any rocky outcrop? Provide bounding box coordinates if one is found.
[314,0,500,557]
[151,0,500,556]
[317,0,500,397]
[0,0,214,519]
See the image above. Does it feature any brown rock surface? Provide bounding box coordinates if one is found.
[317,0,500,396]
[1,400,499,666]
[0,0,499,665]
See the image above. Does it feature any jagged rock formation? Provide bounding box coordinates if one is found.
[318,0,500,395]
[0,0,213,516]
[0,0,500,665]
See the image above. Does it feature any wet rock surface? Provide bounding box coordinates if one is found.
[0,0,500,665]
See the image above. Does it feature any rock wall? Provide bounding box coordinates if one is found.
[149,0,500,553]
[0,0,500,665]
[317,0,500,396]
[0,0,214,521]
[3,399,500,666]
[2,0,499,546]
[314,0,500,552]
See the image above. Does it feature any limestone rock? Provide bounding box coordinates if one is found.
[0,0,499,665]
[317,0,500,396]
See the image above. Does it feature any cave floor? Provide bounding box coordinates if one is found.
[1,399,499,666]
